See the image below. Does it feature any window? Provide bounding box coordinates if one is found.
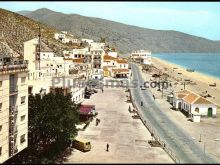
[21,115,26,122]
[21,77,26,84]
[0,81,2,87]
[21,96,26,104]
[20,134,26,144]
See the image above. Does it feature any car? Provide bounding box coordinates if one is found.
[84,94,91,99]
[93,89,98,93]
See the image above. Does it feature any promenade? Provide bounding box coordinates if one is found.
[65,87,173,163]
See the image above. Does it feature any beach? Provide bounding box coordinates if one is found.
[151,57,220,107]
[137,60,220,162]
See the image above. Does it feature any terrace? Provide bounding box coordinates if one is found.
[0,60,29,73]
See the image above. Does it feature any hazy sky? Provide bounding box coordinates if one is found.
[1,1,220,40]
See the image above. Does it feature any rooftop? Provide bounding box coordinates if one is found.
[103,55,117,61]
[175,89,215,105]
[0,60,29,73]
[112,68,130,73]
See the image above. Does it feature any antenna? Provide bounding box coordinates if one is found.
[37,25,41,71]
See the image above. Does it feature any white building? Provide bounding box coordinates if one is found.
[130,50,152,65]
[50,76,85,104]
[54,33,66,40]
[0,59,28,163]
[102,55,130,79]
[23,38,41,80]
[81,38,94,45]
[173,89,217,118]
[23,37,89,103]
[90,42,105,50]
[107,51,118,58]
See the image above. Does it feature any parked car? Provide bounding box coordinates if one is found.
[71,138,91,152]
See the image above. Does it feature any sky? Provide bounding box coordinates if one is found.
[1,1,220,40]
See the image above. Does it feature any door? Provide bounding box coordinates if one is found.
[178,102,181,110]
[208,108,213,117]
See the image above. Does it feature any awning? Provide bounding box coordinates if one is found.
[79,105,95,115]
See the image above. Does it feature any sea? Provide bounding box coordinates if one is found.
[152,53,220,80]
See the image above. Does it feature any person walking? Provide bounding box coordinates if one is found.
[153,94,155,101]
[106,143,109,152]
[141,101,143,106]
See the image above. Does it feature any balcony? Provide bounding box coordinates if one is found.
[9,106,18,116]
[9,125,18,137]
[93,59,101,65]
[9,142,18,157]
[10,85,18,95]
[0,60,28,74]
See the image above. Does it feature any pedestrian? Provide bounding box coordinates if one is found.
[102,88,104,93]
[96,118,98,126]
[106,143,109,152]
[141,101,143,106]
[153,95,155,101]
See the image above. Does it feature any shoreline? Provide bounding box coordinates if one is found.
[151,57,220,107]
[152,57,220,83]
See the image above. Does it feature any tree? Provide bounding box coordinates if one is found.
[100,37,106,43]
[28,91,80,149]
[6,91,80,164]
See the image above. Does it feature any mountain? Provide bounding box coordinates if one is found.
[18,8,220,54]
[17,10,32,16]
[0,8,71,57]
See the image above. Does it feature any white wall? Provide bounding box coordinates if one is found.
[191,104,217,116]
[108,51,118,58]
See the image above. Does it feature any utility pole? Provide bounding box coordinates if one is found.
[36,25,41,72]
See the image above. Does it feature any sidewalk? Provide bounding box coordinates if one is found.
[65,87,173,163]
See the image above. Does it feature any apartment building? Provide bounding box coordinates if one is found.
[23,38,41,81]
[0,59,28,163]
[102,55,130,79]
[130,50,152,65]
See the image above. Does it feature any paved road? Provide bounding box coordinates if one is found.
[130,63,218,163]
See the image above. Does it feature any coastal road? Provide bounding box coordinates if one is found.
[130,63,218,163]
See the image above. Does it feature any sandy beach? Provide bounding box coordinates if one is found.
[150,57,220,107]
[137,61,220,162]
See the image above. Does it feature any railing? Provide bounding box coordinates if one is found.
[9,125,18,136]
[9,141,18,156]
[9,106,18,137]
[93,59,101,63]
[9,106,18,116]
[10,85,18,94]
[0,60,28,73]
[128,89,180,164]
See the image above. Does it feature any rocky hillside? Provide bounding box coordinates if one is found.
[19,8,220,54]
[0,8,70,58]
